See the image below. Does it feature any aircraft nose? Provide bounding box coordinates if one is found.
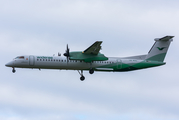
[5,61,14,67]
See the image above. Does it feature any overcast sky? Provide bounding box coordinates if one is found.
[1,0,179,120]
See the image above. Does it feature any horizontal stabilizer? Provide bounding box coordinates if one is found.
[155,36,174,41]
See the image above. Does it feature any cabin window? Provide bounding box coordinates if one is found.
[37,59,39,61]
[62,60,63,62]
[54,59,55,61]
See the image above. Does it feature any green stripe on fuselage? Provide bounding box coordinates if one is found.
[146,53,166,62]
[115,60,165,71]
[93,59,165,72]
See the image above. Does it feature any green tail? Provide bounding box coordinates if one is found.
[145,36,174,62]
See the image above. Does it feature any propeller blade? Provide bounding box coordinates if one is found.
[63,44,70,64]
[63,44,69,57]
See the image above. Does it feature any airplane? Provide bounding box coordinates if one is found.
[5,36,174,81]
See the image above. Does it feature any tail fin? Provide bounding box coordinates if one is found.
[145,36,174,62]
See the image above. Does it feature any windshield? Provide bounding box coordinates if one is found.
[15,56,25,59]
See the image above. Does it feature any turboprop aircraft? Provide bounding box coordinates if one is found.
[5,36,174,81]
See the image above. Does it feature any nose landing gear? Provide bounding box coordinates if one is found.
[12,67,16,73]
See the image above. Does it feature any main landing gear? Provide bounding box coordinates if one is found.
[89,62,94,74]
[89,68,94,74]
[78,68,95,81]
[78,70,85,81]
[12,67,16,73]
[78,63,94,81]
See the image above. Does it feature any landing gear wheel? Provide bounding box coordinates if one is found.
[89,68,94,74]
[12,68,16,73]
[78,70,85,81]
[80,76,85,81]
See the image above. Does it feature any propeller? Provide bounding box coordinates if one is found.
[63,44,70,63]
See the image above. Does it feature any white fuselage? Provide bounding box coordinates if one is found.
[6,55,121,71]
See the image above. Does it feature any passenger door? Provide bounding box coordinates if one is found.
[116,59,121,69]
[29,56,35,66]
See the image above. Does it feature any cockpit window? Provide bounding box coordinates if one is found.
[15,56,25,59]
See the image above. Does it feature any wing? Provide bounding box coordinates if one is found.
[83,41,102,55]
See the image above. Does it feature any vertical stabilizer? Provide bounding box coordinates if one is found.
[145,36,174,62]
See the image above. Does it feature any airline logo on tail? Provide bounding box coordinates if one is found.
[157,47,166,51]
